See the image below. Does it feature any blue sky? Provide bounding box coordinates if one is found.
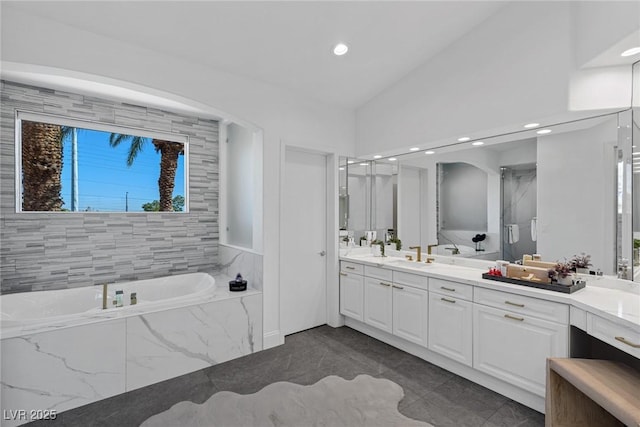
[60,128,185,212]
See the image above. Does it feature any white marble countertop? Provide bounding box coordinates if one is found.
[340,250,640,332]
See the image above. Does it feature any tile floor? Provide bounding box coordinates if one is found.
[28,325,545,427]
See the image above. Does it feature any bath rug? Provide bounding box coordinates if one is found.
[141,374,432,427]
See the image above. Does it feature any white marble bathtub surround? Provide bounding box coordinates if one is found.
[1,320,126,427]
[126,292,262,391]
[437,229,499,254]
[216,244,263,291]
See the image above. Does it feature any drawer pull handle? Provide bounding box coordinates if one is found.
[392,285,404,289]
[615,336,640,348]
[345,266,356,270]
[440,286,456,292]
[340,272,347,276]
[505,301,525,308]
[379,282,391,287]
[441,297,456,303]
[504,314,524,321]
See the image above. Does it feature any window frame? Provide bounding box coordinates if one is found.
[15,110,190,213]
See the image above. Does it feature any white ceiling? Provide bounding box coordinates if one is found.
[3,1,508,109]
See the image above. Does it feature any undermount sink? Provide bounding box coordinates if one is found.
[385,258,433,269]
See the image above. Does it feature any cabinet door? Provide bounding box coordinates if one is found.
[392,285,428,347]
[473,304,568,396]
[340,273,364,321]
[364,277,393,333]
[428,293,472,366]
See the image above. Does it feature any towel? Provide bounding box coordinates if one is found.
[507,224,520,244]
[531,217,537,242]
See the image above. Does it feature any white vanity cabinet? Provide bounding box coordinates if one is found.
[361,266,428,345]
[428,278,473,366]
[339,262,364,321]
[392,274,428,347]
[473,287,569,397]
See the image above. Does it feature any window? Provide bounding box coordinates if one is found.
[16,111,188,213]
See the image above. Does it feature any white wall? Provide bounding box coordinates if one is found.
[0,7,356,348]
[537,117,617,273]
[355,2,636,157]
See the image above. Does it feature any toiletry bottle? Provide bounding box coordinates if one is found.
[115,290,123,307]
[130,292,137,305]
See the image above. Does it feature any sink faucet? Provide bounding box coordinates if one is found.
[409,246,422,262]
[427,244,438,255]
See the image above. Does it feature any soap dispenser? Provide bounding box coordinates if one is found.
[229,273,247,292]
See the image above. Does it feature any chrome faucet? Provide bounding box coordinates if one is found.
[409,246,422,262]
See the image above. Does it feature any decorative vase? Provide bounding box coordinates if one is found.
[557,275,574,286]
[372,245,382,257]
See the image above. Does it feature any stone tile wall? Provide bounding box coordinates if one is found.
[0,81,219,293]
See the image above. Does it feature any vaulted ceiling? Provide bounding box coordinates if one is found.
[2,1,508,109]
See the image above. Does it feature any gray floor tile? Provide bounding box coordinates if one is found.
[483,400,545,427]
[28,325,545,427]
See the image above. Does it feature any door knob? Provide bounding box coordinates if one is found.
[318,251,326,256]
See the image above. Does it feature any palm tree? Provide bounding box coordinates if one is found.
[109,134,184,211]
[21,121,70,211]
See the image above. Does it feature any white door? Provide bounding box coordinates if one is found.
[281,149,327,335]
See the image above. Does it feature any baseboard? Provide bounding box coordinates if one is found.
[263,330,285,349]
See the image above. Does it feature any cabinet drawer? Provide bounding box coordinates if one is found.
[341,261,364,275]
[587,313,640,359]
[475,287,568,324]
[364,265,393,281]
[392,270,428,290]
[429,277,473,301]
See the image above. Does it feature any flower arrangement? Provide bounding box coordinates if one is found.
[549,261,573,280]
[569,253,591,270]
[388,237,402,251]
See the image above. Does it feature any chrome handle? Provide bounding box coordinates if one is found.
[340,272,347,276]
[345,266,356,270]
[441,297,456,303]
[504,314,524,321]
[379,282,391,287]
[392,285,404,289]
[318,251,326,256]
[615,336,640,348]
[505,301,525,308]
[440,286,455,292]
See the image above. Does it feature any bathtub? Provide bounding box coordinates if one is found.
[0,272,263,426]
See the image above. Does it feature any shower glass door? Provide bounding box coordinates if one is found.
[501,164,537,262]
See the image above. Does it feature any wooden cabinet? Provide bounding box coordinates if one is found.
[392,284,428,346]
[473,302,568,397]
[428,291,473,366]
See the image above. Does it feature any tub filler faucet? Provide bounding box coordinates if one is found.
[100,283,108,309]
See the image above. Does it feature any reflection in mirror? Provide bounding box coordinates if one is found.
[632,60,640,281]
[18,112,187,213]
[395,114,620,273]
[345,159,372,241]
[372,161,398,240]
[338,157,348,230]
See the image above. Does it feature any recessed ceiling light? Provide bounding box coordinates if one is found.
[425,150,435,155]
[373,155,382,159]
[621,47,640,57]
[333,43,349,56]
[389,157,397,161]
[339,167,345,171]
[471,141,484,146]
[409,147,420,151]
[458,137,470,142]
[524,123,540,129]
[359,163,368,166]
[536,129,552,135]
[347,160,355,164]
